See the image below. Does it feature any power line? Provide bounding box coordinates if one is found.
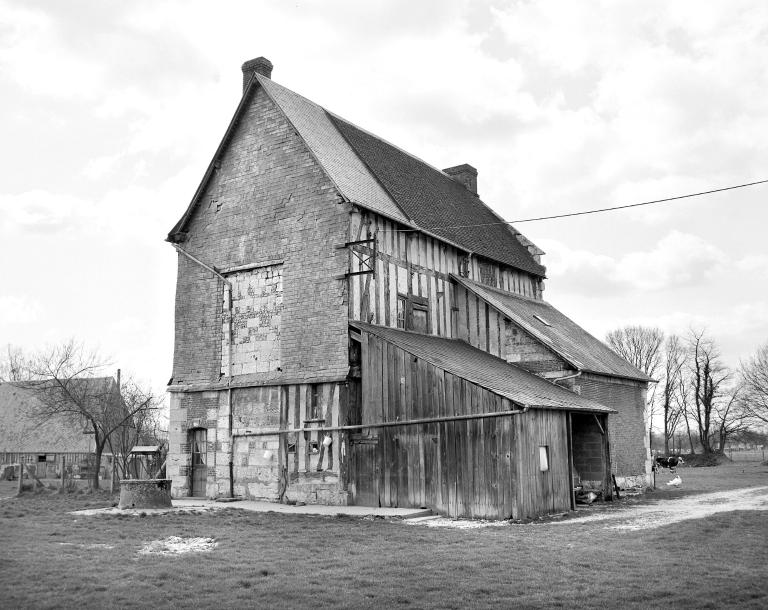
[383,178,768,233]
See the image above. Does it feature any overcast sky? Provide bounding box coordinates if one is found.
[1,0,766,397]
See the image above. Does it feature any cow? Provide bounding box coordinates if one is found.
[654,455,685,473]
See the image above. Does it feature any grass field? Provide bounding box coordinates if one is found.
[1,462,767,609]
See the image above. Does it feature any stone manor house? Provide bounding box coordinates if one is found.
[166,57,651,519]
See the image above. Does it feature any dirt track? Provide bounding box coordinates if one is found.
[555,485,768,531]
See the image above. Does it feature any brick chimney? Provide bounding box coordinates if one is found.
[443,164,478,195]
[241,57,273,93]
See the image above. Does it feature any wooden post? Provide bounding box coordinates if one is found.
[17,461,24,495]
[60,456,66,489]
[110,459,116,494]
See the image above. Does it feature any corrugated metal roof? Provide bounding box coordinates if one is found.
[453,276,652,382]
[351,322,614,413]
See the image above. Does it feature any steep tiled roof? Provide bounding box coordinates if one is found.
[351,322,614,413]
[329,115,546,277]
[0,382,95,453]
[453,276,651,382]
[257,76,409,224]
[169,73,546,277]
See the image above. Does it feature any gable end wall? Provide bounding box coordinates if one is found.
[170,85,349,387]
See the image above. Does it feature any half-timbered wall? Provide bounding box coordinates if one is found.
[168,382,347,504]
[346,208,543,337]
[355,331,573,519]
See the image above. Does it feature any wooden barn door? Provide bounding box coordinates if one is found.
[349,435,380,506]
[190,428,207,497]
[516,410,571,518]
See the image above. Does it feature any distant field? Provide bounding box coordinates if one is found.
[1,462,767,609]
[725,449,767,462]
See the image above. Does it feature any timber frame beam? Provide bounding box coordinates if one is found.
[233,405,531,437]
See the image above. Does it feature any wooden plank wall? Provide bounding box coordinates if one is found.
[347,209,540,336]
[357,333,526,519]
[454,284,507,356]
[514,408,571,518]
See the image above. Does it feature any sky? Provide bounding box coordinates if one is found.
[1,0,767,400]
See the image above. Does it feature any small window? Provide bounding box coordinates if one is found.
[458,255,470,278]
[411,304,429,333]
[539,446,549,472]
[38,455,47,463]
[533,314,552,327]
[478,261,497,287]
[397,296,407,329]
[398,294,429,333]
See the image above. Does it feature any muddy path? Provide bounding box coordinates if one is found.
[553,485,768,531]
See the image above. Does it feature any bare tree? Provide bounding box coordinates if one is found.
[606,326,665,378]
[659,335,686,454]
[606,325,664,446]
[106,379,165,480]
[0,345,29,382]
[711,383,750,452]
[741,342,768,425]
[17,340,158,490]
[687,328,732,454]
[675,374,697,454]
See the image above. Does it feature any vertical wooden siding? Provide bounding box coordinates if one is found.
[356,333,575,519]
[514,409,572,518]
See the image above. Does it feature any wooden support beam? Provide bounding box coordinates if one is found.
[593,413,605,435]
[233,406,530,437]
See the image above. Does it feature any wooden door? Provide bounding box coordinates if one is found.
[349,434,380,506]
[190,428,207,497]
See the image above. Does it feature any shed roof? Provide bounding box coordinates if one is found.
[169,72,546,277]
[130,445,161,454]
[351,322,614,413]
[453,275,652,382]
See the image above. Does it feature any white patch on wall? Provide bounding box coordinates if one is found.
[222,265,283,376]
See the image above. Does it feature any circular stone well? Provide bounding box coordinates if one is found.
[118,479,173,509]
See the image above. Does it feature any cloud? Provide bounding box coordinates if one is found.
[736,254,768,275]
[0,295,42,325]
[0,190,95,234]
[541,230,725,294]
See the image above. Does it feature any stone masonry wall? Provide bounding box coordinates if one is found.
[503,318,570,375]
[168,83,351,500]
[578,373,650,483]
[170,84,349,388]
[223,265,283,376]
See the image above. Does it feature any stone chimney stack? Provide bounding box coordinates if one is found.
[443,164,478,196]
[241,57,273,93]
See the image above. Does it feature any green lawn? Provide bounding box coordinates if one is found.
[1,462,767,609]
